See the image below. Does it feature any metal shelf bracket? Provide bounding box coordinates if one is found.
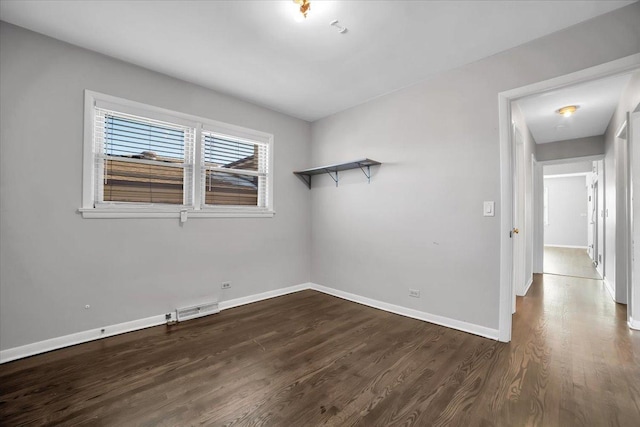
[358,164,372,183]
[325,169,339,187]
[300,174,312,189]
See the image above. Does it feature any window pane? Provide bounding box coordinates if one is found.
[98,111,189,205]
[104,159,184,205]
[204,135,258,171]
[105,115,185,160]
[203,170,258,206]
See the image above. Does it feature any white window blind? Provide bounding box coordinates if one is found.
[94,108,195,206]
[201,132,269,208]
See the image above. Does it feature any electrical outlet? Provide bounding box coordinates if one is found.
[409,289,420,298]
[221,281,231,290]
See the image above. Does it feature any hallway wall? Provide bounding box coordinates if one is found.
[603,71,640,303]
[544,175,589,248]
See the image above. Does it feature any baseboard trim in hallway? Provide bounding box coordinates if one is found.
[604,277,615,301]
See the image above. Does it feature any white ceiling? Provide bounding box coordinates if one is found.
[514,73,633,144]
[0,1,634,121]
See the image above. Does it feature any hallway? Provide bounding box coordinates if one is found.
[543,246,601,280]
[509,272,639,425]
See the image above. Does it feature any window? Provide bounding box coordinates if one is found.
[97,109,195,206]
[81,91,274,218]
[201,131,269,208]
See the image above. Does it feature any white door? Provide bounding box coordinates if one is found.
[512,127,526,313]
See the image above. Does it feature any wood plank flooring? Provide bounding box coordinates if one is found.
[1,277,639,426]
[543,246,601,280]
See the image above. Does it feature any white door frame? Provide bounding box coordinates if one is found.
[497,53,640,342]
[595,159,606,279]
[630,111,640,329]
[616,119,630,304]
[532,158,544,274]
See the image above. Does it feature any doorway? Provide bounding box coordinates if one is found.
[541,161,600,280]
[497,54,640,342]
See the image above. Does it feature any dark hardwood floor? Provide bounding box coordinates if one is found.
[1,276,639,426]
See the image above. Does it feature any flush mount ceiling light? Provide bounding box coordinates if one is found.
[293,0,311,19]
[556,105,579,117]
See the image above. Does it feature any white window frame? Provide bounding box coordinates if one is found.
[80,90,275,219]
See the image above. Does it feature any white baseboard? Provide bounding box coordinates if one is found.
[0,314,167,364]
[0,283,310,364]
[603,277,615,301]
[218,283,310,311]
[523,276,533,296]
[629,317,640,330]
[308,283,499,341]
[1,282,501,363]
[544,244,588,249]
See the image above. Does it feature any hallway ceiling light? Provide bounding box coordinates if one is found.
[293,0,311,19]
[556,105,579,117]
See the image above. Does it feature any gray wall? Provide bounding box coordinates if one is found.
[543,176,588,247]
[310,3,640,330]
[603,71,640,303]
[535,135,605,162]
[0,22,312,351]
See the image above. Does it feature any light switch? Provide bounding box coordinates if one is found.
[484,201,495,217]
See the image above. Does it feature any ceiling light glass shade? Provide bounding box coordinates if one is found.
[556,105,578,117]
[293,0,311,19]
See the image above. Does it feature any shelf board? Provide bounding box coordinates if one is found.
[293,158,381,188]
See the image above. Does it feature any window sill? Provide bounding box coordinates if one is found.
[78,208,275,219]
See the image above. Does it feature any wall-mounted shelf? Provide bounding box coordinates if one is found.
[293,158,381,189]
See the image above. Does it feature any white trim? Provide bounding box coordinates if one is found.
[544,244,588,249]
[543,173,590,179]
[498,54,640,343]
[0,314,167,364]
[604,277,616,302]
[616,119,628,140]
[523,276,534,296]
[629,318,640,330]
[309,283,500,340]
[78,208,275,219]
[533,159,544,273]
[537,154,605,166]
[218,284,309,311]
[498,88,514,342]
[1,282,501,363]
[0,283,307,364]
